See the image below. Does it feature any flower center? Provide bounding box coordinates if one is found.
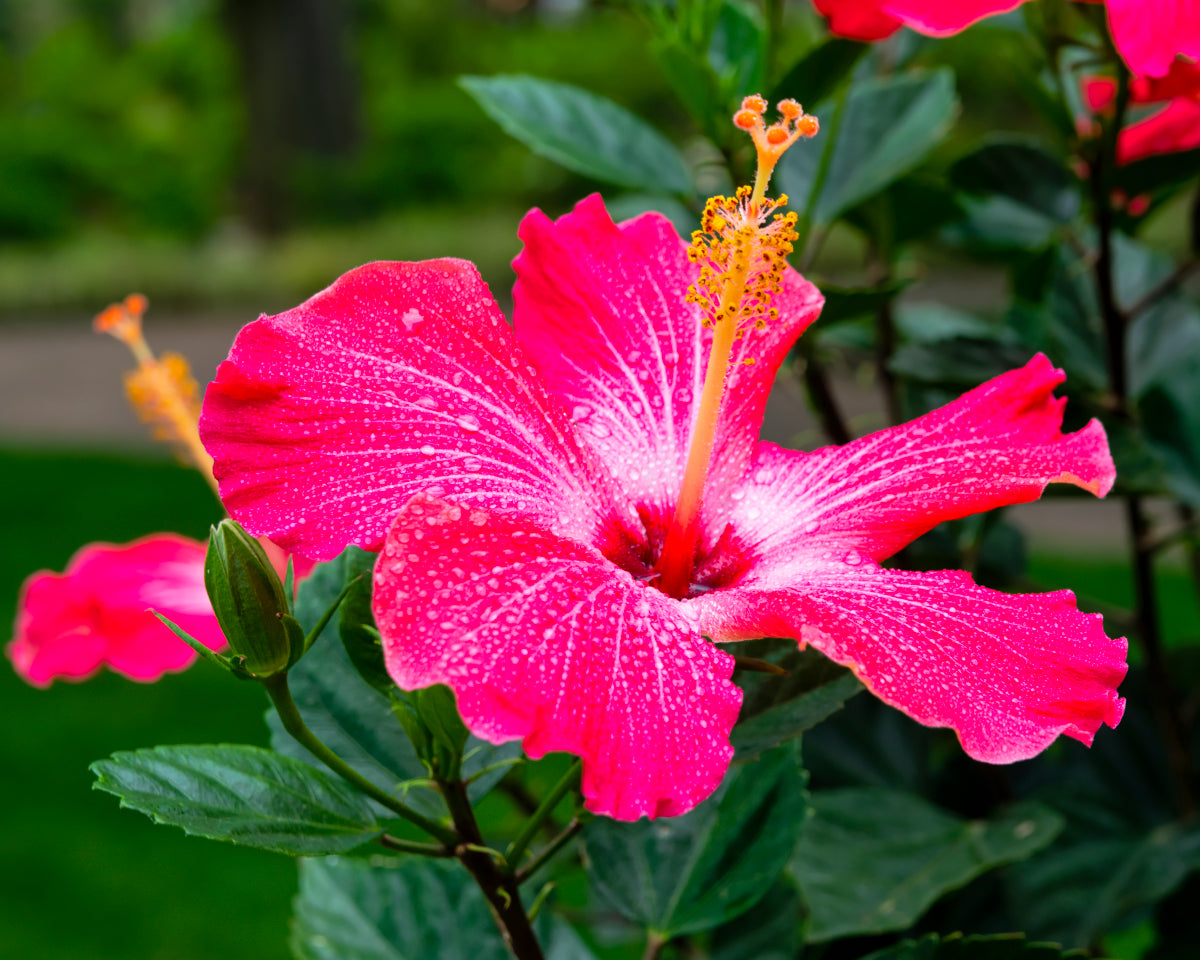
[95,294,218,495]
[653,95,817,599]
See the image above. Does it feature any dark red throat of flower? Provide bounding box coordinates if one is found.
[652,96,817,599]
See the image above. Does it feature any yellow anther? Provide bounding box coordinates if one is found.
[95,295,218,495]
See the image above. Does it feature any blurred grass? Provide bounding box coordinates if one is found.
[1,447,1197,959]
[0,449,291,960]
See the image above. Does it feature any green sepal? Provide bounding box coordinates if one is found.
[151,611,249,678]
[204,520,296,678]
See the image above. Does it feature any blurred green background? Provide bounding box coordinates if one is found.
[1,2,1196,958]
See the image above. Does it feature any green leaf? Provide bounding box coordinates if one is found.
[860,933,1090,960]
[585,743,808,938]
[337,546,392,694]
[91,744,381,855]
[709,878,804,960]
[291,856,595,960]
[459,74,691,195]
[777,69,958,227]
[270,551,519,821]
[793,788,1063,942]
[771,37,869,110]
[1115,148,1200,200]
[817,279,912,326]
[729,643,862,760]
[706,0,765,103]
[1007,680,1200,949]
[950,137,1081,224]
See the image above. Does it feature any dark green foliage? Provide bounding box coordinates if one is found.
[776,69,958,226]
[860,933,1091,960]
[92,744,381,855]
[793,789,1062,941]
[459,74,692,195]
[585,743,808,938]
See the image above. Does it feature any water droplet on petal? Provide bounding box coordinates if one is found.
[803,520,819,534]
[419,444,436,457]
[400,308,424,333]
[463,457,482,473]
[571,404,591,423]
[457,414,480,433]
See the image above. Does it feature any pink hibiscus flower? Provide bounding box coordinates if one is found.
[814,0,1199,78]
[9,534,224,686]
[1085,59,1200,164]
[7,532,314,687]
[200,100,1125,820]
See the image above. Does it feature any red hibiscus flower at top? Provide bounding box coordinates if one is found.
[814,0,1200,78]
[200,100,1125,820]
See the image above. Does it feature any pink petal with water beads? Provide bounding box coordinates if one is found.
[715,354,1114,571]
[8,534,225,686]
[692,562,1126,763]
[200,259,622,561]
[373,494,741,821]
[513,195,823,545]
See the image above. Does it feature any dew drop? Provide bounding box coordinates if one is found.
[400,308,424,334]
[419,444,436,457]
[463,457,482,473]
[457,414,480,433]
[570,404,591,423]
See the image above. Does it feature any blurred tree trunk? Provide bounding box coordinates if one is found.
[220,0,359,235]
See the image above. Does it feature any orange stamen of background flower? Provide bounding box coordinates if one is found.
[94,294,218,495]
[655,96,817,598]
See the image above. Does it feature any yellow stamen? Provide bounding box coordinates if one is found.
[95,294,219,496]
[655,96,817,598]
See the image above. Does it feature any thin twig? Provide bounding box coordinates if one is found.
[516,817,586,886]
[1123,258,1200,321]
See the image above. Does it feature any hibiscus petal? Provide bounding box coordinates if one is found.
[881,0,1028,36]
[372,493,741,820]
[812,0,903,41]
[1105,0,1200,78]
[7,534,224,687]
[1118,99,1200,165]
[201,259,618,560]
[692,562,1126,763]
[711,354,1113,572]
[513,194,822,541]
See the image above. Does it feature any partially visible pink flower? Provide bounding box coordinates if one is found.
[815,1,1199,79]
[1083,59,1200,164]
[200,194,1126,821]
[1082,0,1200,79]
[811,0,1027,42]
[8,534,222,686]
[8,533,314,687]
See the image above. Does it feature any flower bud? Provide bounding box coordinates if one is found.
[204,520,304,678]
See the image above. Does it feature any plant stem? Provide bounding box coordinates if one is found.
[1123,258,1200,321]
[442,777,547,960]
[505,759,581,870]
[379,834,455,857]
[764,0,784,83]
[516,817,586,885]
[795,80,848,259]
[262,673,459,846]
[798,335,853,445]
[642,933,668,960]
[1087,63,1198,816]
